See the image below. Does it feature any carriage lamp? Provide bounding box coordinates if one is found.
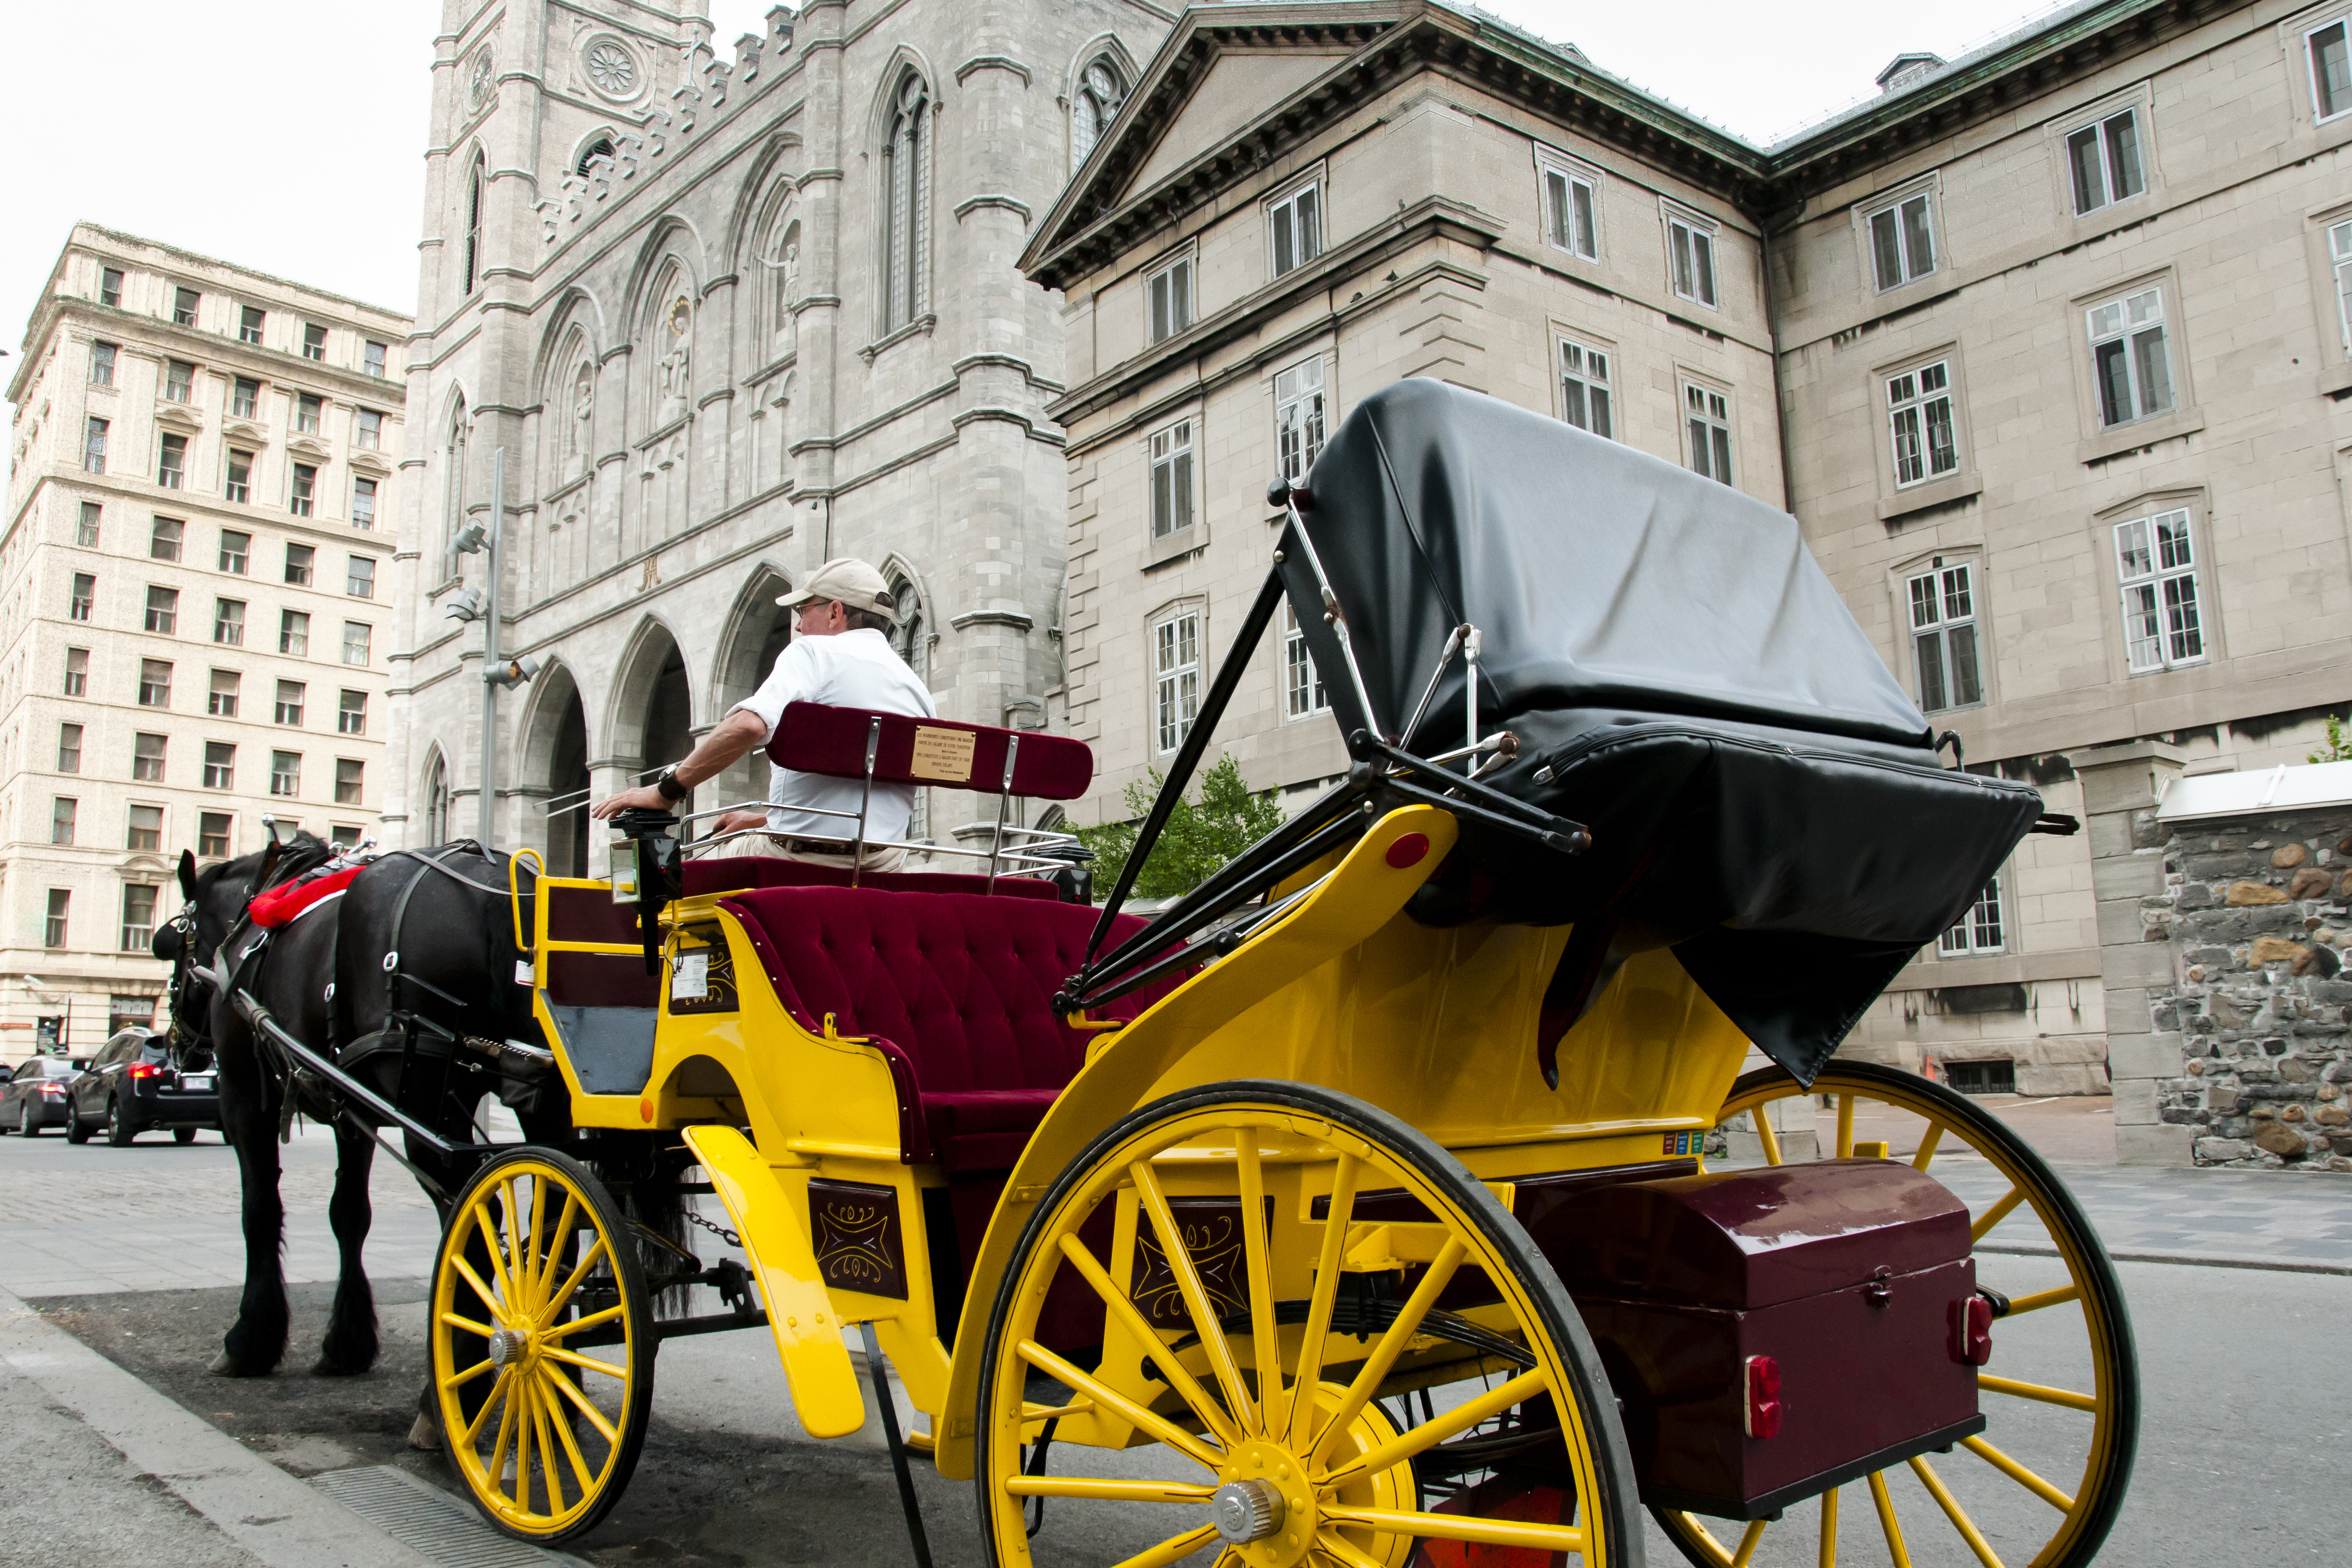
[1743,1355,1784,1439]
[441,588,483,623]
[1950,1294,1995,1366]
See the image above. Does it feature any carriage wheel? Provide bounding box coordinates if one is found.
[973,1080,1641,1568]
[430,1146,655,1544]
[1652,1061,2138,1568]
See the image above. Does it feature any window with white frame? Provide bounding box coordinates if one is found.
[1684,382,1733,484]
[1939,871,2005,956]
[1888,360,1960,486]
[1282,601,1327,720]
[1153,610,1201,753]
[2087,285,2175,428]
[1867,189,1937,290]
[2067,109,2145,216]
[1906,560,1983,713]
[1268,178,1321,278]
[1540,157,1599,261]
[2329,219,2352,352]
[2312,18,2352,122]
[1667,209,1719,307]
[1275,357,1326,483]
[1149,418,1195,539]
[1148,252,1194,343]
[2115,507,2206,672]
[1558,338,1614,439]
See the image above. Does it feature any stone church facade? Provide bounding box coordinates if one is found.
[392,0,1172,874]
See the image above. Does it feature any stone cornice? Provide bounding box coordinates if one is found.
[11,299,412,409]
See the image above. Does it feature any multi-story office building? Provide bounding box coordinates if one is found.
[1023,0,2352,1160]
[1,226,409,1059]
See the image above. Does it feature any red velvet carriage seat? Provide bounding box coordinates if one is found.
[719,886,1179,1171]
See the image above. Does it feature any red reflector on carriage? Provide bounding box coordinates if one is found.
[1744,1355,1782,1439]
[1950,1294,1993,1366]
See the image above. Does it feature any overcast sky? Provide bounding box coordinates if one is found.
[5,0,2058,369]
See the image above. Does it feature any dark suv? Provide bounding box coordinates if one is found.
[1,1055,85,1136]
[66,1029,220,1145]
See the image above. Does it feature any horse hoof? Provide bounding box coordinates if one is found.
[210,1348,267,1378]
[408,1411,443,1451]
[311,1354,372,1378]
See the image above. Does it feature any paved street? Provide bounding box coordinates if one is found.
[1,1112,2346,1566]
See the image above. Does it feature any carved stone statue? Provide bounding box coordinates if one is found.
[568,364,594,476]
[655,295,691,424]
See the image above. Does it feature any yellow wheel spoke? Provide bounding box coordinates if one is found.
[542,1303,626,1341]
[539,1370,600,1496]
[523,1179,551,1315]
[1912,1122,1946,1171]
[486,1372,521,1496]
[1129,1160,1258,1436]
[1960,1434,2077,1512]
[542,1359,621,1444]
[1054,1234,1240,1448]
[541,1236,610,1325]
[439,1357,496,1392]
[1106,1524,1221,1568]
[1835,1094,1855,1159]
[449,1257,504,1324]
[1000,1476,1214,1503]
[500,1177,527,1294]
[1755,1111,1784,1166]
[1018,1339,1224,1471]
[1310,1237,1466,1467]
[540,1345,630,1380]
[1320,1505,1582,1555]
[1288,1151,1360,1453]
[513,1364,537,1513]
[1969,1186,2025,1243]
[2004,1283,2081,1317]
[1235,1134,1286,1441]
[522,1375,560,1515]
[533,1192,580,1308]
[1978,1373,2097,1412]
[473,1203,515,1306]
[439,1308,496,1339]
[1908,1454,2006,1568]
[1312,1530,1391,1568]
[1867,1471,1914,1568]
[1819,1486,1839,1568]
[1668,1512,1738,1568]
[456,1365,512,1447]
[1729,1517,1768,1568]
[1320,1367,1548,1488]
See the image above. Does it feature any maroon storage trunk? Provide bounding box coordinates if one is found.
[1539,1159,1985,1519]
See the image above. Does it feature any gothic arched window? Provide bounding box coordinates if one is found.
[770,216,801,358]
[1071,57,1126,172]
[879,72,931,335]
[576,138,616,176]
[463,153,485,295]
[443,398,469,566]
[425,752,451,845]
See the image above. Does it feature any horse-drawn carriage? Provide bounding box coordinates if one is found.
[191,380,2137,1567]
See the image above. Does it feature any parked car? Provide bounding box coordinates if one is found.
[65,1029,220,1146]
[1,1055,87,1137]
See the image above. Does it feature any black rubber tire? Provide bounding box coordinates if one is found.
[106,1096,135,1146]
[432,1145,656,1545]
[21,1103,41,1138]
[1650,1060,2140,1568]
[972,1078,1646,1568]
[66,1111,92,1145]
[174,1126,198,1145]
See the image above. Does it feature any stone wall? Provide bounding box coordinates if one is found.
[2145,808,2352,1171]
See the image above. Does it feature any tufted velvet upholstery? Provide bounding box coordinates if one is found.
[720,887,1180,1171]
[683,855,1063,901]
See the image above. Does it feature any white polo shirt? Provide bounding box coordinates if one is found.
[726,629,938,843]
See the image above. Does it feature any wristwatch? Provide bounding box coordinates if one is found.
[654,764,688,802]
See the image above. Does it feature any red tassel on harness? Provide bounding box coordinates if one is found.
[248,864,364,928]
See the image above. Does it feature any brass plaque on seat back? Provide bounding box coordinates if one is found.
[809,1178,908,1298]
[908,725,978,784]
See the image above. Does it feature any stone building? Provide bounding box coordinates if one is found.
[391,0,1172,875]
[2,226,409,1061]
[1021,0,2352,1159]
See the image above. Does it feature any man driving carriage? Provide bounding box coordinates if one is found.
[591,556,934,869]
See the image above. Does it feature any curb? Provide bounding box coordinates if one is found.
[0,1282,437,1568]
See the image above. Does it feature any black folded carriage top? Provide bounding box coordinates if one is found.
[1280,379,2042,1084]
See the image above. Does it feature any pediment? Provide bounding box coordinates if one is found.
[155,404,203,434]
[1119,49,1358,200]
[223,419,268,446]
[287,434,331,461]
[349,451,392,477]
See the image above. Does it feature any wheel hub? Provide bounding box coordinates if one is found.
[1212,1478,1286,1544]
[487,1326,530,1367]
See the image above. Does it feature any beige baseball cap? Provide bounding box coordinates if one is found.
[776,558,896,616]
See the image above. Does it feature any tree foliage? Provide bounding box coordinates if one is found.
[2311,713,2352,765]
[1078,755,1287,900]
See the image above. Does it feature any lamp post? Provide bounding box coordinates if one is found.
[444,448,539,849]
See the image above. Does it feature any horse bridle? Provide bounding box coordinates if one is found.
[156,900,213,1060]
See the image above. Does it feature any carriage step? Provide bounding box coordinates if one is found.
[310,1463,589,1567]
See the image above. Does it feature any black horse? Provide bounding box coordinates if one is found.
[161,834,571,1438]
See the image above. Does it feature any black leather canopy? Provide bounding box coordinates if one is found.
[1281,380,2040,1083]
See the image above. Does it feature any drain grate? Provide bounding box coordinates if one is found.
[309,1465,589,1568]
